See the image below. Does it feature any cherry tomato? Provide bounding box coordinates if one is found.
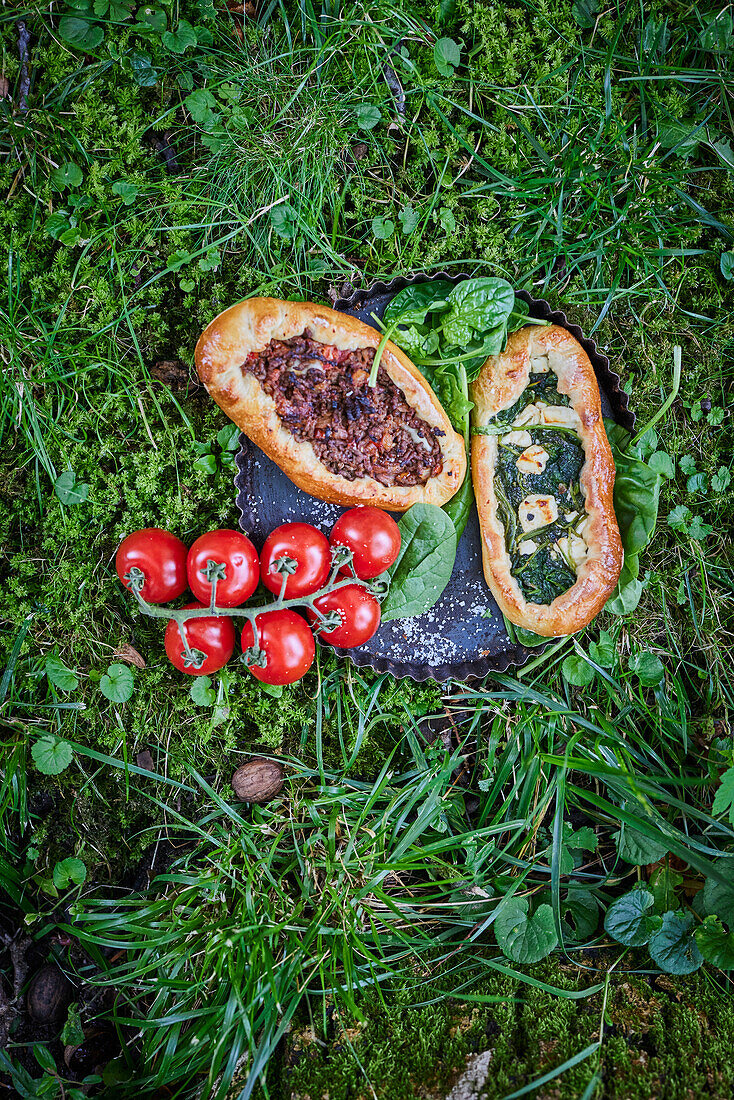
[308,584,381,648]
[164,603,235,676]
[330,508,401,580]
[241,609,315,685]
[260,523,331,598]
[187,529,259,608]
[116,528,188,604]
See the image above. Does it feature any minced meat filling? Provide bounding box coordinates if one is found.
[241,330,444,487]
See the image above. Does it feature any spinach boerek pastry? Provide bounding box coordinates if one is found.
[195,298,466,510]
[471,325,622,637]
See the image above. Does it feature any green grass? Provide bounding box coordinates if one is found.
[1,0,734,1096]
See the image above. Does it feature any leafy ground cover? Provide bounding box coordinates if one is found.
[1,0,734,1096]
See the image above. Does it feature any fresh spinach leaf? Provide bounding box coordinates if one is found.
[381,504,457,621]
[383,281,453,326]
[446,277,515,335]
[443,470,474,542]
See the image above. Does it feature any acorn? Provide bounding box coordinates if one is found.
[26,964,73,1024]
[232,758,284,803]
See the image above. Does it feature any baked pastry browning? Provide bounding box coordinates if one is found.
[471,324,622,637]
[195,298,466,510]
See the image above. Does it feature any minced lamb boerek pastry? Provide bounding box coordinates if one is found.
[471,324,622,637]
[195,298,466,510]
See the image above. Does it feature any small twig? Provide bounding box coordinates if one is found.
[17,22,30,113]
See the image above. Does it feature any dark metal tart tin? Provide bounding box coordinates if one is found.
[234,273,634,683]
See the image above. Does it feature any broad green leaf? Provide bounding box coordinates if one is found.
[589,630,615,667]
[614,822,668,865]
[45,655,79,692]
[58,15,104,49]
[54,469,89,506]
[648,866,683,914]
[190,675,216,706]
[562,887,600,942]
[399,206,420,235]
[703,864,734,924]
[433,37,461,77]
[494,897,558,963]
[270,203,298,240]
[61,1003,85,1047]
[185,88,217,124]
[194,454,218,475]
[217,423,240,451]
[100,662,134,703]
[136,5,166,32]
[699,10,733,51]
[573,0,598,29]
[712,466,732,492]
[371,215,395,240]
[53,857,87,890]
[355,104,381,130]
[32,736,74,776]
[648,911,703,974]
[562,654,595,687]
[657,120,700,156]
[439,207,456,233]
[382,504,457,621]
[604,886,661,946]
[50,161,84,191]
[695,916,734,969]
[721,253,734,281]
[628,651,665,686]
[162,19,197,53]
[648,451,675,479]
[712,767,734,826]
[129,50,158,85]
[112,180,139,205]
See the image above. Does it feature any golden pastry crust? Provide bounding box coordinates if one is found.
[471,324,623,637]
[195,297,466,510]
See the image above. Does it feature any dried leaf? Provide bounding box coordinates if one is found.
[113,642,146,669]
[135,749,155,772]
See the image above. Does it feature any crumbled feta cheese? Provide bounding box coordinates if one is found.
[517,445,550,474]
[519,494,558,533]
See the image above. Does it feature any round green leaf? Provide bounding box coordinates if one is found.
[50,162,84,192]
[270,203,298,240]
[629,652,665,686]
[433,36,461,76]
[614,824,669,865]
[562,654,595,687]
[494,898,558,963]
[562,887,600,943]
[721,252,734,281]
[695,915,734,969]
[53,857,87,890]
[112,180,139,205]
[371,215,395,240]
[129,50,158,87]
[648,451,675,479]
[648,910,703,974]
[190,675,216,706]
[32,736,74,776]
[54,469,89,506]
[100,663,134,703]
[703,864,734,924]
[45,655,79,692]
[355,104,381,131]
[604,886,660,946]
[58,15,104,49]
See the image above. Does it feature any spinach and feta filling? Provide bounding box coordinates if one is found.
[491,358,590,604]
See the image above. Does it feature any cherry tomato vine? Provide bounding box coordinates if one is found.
[117,510,398,687]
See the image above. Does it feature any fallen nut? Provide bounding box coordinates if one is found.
[26,964,73,1024]
[232,758,284,803]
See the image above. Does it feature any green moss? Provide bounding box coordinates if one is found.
[264,961,734,1100]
